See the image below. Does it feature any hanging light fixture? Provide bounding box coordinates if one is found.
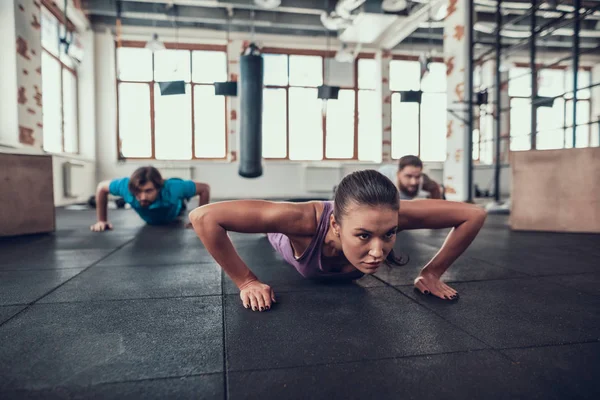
[214,8,238,97]
[145,33,166,52]
[317,0,340,109]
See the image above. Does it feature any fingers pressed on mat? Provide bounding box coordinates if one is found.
[414,280,430,295]
[256,296,266,312]
[250,296,258,311]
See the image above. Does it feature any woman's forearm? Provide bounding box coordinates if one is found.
[422,210,486,276]
[191,210,258,288]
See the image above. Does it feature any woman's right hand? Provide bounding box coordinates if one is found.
[239,280,276,311]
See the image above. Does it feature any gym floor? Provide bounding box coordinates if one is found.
[1,208,599,399]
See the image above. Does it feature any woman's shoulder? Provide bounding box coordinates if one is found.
[277,200,326,237]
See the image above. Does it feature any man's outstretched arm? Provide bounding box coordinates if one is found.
[91,180,113,231]
[422,174,443,199]
[194,182,211,207]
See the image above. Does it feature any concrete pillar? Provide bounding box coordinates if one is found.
[375,49,392,163]
[226,39,244,162]
[0,0,43,150]
[443,0,471,201]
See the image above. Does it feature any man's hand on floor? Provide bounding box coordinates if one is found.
[90,221,113,232]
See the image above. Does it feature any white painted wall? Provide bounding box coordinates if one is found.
[53,28,97,206]
[52,155,95,206]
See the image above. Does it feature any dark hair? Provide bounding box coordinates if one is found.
[333,169,409,267]
[129,166,164,194]
[398,155,423,171]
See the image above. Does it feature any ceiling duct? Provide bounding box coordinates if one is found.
[337,0,403,44]
[253,0,281,10]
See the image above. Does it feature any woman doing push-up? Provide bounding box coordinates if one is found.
[189,169,486,311]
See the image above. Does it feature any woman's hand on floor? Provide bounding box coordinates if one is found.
[239,280,276,311]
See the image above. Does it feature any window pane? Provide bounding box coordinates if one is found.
[536,130,564,150]
[262,88,287,158]
[117,47,153,82]
[479,112,494,165]
[472,128,480,160]
[154,83,192,160]
[591,119,599,147]
[508,67,531,97]
[537,98,564,133]
[118,83,152,157]
[565,100,590,148]
[391,92,418,159]
[538,69,564,97]
[565,70,591,99]
[358,58,376,90]
[194,85,226,158]
[289,55,322,87]
[390,60,420,91]
[565,100,590,128]
[289,88,322,160]
[42,52,62,153]
[263,54,288,86]
[154,49,191,82]
[41,7,59,56]
[421,62,446,93]
[326,90,355,159]
[510,98,531,151]
[358,90,382,162]
[192,50,227,83]
[58,25,75,69]
[420,93,446,161]
[62,69,78,153]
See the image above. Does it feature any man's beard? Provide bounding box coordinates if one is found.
[399,185,418,197]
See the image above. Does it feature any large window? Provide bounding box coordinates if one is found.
[390,59,447,162]
[115,47,454,162]
[508,66,592,152]
[41,6,78,154]
[261,51,377,161]
[116,43,227,160]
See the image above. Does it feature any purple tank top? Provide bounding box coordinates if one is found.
[267,201,364,280]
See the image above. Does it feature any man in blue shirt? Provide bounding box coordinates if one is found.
[90,166,210,231]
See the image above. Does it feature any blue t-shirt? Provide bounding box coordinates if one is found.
[109,177,197,225]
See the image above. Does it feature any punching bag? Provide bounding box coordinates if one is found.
[238,52,264,178]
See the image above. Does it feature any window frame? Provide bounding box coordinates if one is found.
[506,64,593,153]
[261,47,366,161]
[41,4,80,155]
[388,55,447,162]
[114,40,229,161]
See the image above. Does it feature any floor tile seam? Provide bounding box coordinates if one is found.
[388,275,526,287]
[462,255,536,277]
[388,271,600,288]
[382,279,600,362]
[0,237,137,329]
[0,267,90,272]
[496,339,600,353]
[370,275,499,353]
[221,269,229,400]
[92,261,217,268]
[224,348,496,374]
[31,293,224,306]
[0,371,225,393]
